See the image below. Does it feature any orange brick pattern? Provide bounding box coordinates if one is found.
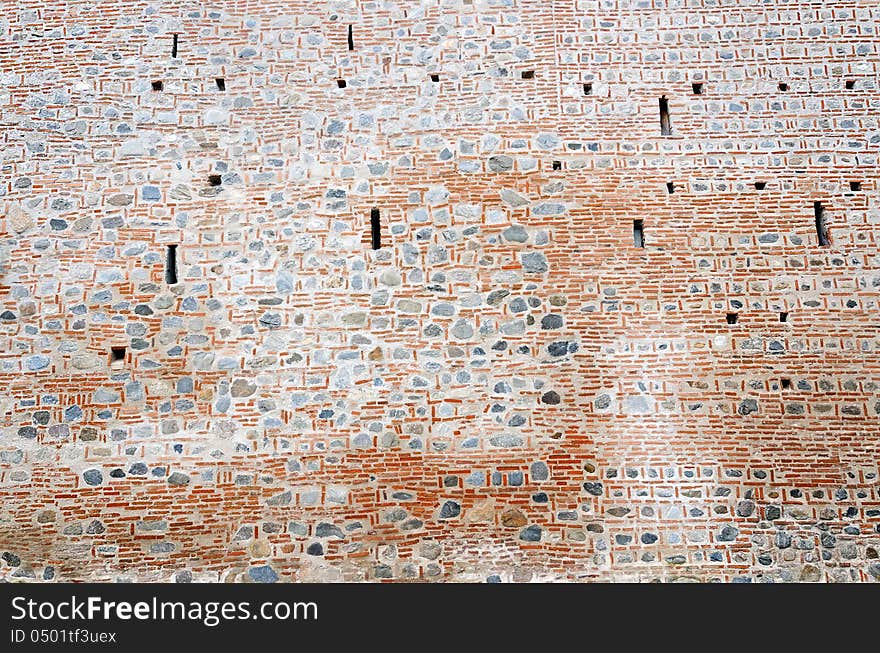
[1,0,879,582]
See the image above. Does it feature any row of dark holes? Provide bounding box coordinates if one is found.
[659,83,857,135]
[165,32,859,98]
[584,82,856,95]
[336,78,855,92]
[690,81,857,94]
[634,202,829,248]
[105,308,792,366]
[160,201,829,283]
[151,78,224,91]
[727,312,788,325]
[205,166,860,196]
[332,76,855,94]
[281,27,854,95]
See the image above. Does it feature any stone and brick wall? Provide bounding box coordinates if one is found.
[1,0,879,582]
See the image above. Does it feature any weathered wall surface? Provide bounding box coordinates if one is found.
[1,0,879,582]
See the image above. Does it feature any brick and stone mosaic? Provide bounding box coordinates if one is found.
[1,0,879,582]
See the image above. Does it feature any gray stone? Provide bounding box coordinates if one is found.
[502,224,529,243]
[259,312,282,329]
[85,519,105,534]
[520,251,548,274]
[717,525,739,542]
[439,500,460,519]
[276,271,294,293]
[451,319,473,340]
[738,399,758,415]
[736,500,755,517]
[231,379,256,397]
[82,469,102,486]
[25,355,50,371]
[519,525,542,542]
[488,155,514,172]
[267,491,291,506]
[530,461,549,481]
[595,394,612,409]
[315,522,345,539]
[500,188,529,207]
[248,565,278,583]
[765,505,782,520]
[532,202,565,215]
[540,314,563,329]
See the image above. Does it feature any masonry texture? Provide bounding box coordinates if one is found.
[1,0,880,583]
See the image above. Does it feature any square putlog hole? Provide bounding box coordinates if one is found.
[110,346,126,367]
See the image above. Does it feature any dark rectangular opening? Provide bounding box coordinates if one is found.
[337,79,347,88]
[151,80,163,91]
[659,96,671,135]
[726,313,738,325]
[552,160,561,171]
[521,70,535,79]
[781,378,792,390]
[172,33,178,58]
[754,181,766,190]
[370,208,381,250]
[347,24,354,51]
[692,82,704,95]
[216,78,226,91]
[430,73,440,82]
[849,181,861,191]
[165,245,178,285]
[778,82,788,92]
[633,219,644,248]
[110,346,126,367]
[779,311,789,323]
[583,82,593,96]
[208,174,222,187]
[666,182,675,194]
[845,79,856,90]
[814,201,829,246]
